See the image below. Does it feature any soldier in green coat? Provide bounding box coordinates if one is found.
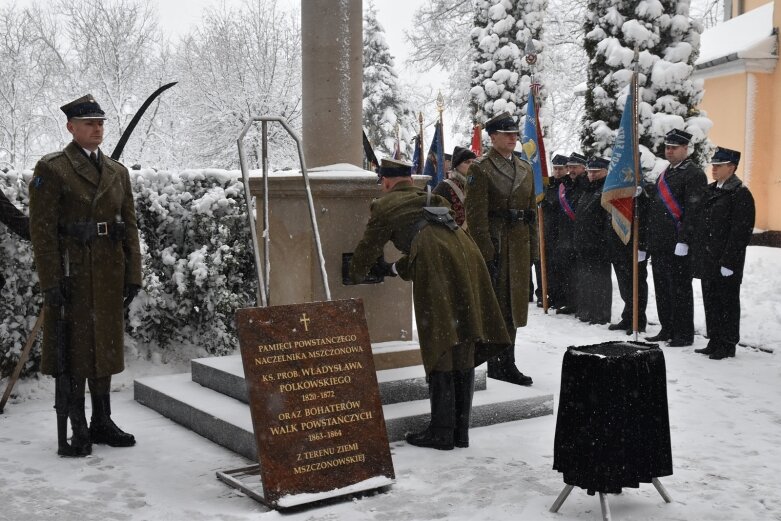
[349,159,510,450]
[29,95,142,457]
[465,112,538,386]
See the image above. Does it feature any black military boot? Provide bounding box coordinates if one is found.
[695,340,717,355]
[608,320,630,331]
[59,381,92,457]
[406,371,455,450]
[453,369,475,448]
[487,347,533,386]
[709,343,736,360]
[89,393,136,447]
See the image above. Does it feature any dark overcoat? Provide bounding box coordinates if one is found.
[555,175,588,252]
[464,147,538,329]
[646,159,707,254]
[690,175,755,283]
[29,142,142,378]
[573,178,610,258]
[349,184,510,374]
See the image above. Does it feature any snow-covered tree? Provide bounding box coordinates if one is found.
[172,0,301,169]
[470,0,523,122]
[0,4,68,170]
[363,2,416,159]
[581,0,712,171]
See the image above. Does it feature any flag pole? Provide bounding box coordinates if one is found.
[631,44,641,341]
[526,36,549,313]
[418,112,424,175]
[436,91,445,169]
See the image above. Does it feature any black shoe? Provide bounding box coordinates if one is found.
[90,393,136,447]
[406,427,454,450]
[695,342,716,355]
[58,416,92,458]
[608,321,630,331]
[536,301,543,308]
[556,306,575,315]
[488,367,533,386]
[668,338,693,347]
[709,344,736,360]
[590,319,609,325]
[646,331,670,342]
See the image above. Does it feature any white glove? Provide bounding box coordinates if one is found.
[674,243,689,256]
[720,266,734,277]
[638,251,647,262]
[391,263,398,276]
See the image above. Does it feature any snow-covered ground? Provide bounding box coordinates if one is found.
[2,246,780,521]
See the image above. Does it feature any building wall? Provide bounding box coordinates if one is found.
[700,0,779,232]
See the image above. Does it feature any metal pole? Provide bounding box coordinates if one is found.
[237,122,267,307]
[549,484,574,513]
[236,117,332,304]
[261,121,271,305]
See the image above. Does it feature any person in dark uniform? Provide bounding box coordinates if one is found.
[0,189,31,289]
[432,145,476,228]
[465,112,538,386]
[645,129,707,346]
[29,94,142,457]
[573,157,612,324]
[607,185,649,334]
[555,152,589,315]
[349,158,510,450]
[541,153,570,309]
[690,147,755,360]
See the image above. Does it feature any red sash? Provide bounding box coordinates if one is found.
[559,183,576,222]
[657,169,683,231]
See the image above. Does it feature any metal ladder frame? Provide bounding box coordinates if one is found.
[236,117,331,307]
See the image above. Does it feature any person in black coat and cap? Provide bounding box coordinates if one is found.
[573,157,612,324]
[645,129,707,346]
[0,189,31,290]
[690,147,755,360]
[540,153,569,309]
[433,146,476,228]
[554,152,589,315]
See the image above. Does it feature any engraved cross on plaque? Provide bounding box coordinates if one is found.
[299,313,311,331]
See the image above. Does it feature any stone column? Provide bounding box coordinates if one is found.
[301,0,363,168]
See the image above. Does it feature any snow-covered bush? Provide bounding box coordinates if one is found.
[0,169,256,379]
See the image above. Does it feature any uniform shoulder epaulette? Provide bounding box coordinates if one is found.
[102,155,126,169]
[473,156,486,164]
[38,151,64,163]
[515,155,531,166]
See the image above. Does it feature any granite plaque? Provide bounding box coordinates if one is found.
[236,298,395,507]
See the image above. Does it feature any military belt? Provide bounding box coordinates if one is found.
[490,209,536,225]
[59,221,126,244]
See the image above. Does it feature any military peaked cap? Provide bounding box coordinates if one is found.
[664,128,692,146]
[551,154,569,166]
[711,146,741,165]
[484,112,519,134]
[587,156,610,170]
[61,94,106,120]
[452,146,477,169]
[379,158,412,178]
[567,152,588,166]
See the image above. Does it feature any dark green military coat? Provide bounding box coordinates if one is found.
[465,147,538,329]
[29,142,142,378]
[349,184,510,375]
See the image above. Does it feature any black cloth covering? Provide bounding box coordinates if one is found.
[552,341,673,495]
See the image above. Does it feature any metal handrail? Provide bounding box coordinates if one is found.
[236,116,331,307]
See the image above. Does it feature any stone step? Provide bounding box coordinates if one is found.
[134,371,553,461]
[191,354,488,405]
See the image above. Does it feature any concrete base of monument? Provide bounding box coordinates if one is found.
[134,354,554,461]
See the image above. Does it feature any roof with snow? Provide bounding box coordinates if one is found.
[695,2,778,76]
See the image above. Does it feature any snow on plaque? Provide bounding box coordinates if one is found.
[235,298,395,507]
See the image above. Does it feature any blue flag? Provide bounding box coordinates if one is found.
[520,90,545,203]
[423,122,444,188]
[601,89,638,245]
